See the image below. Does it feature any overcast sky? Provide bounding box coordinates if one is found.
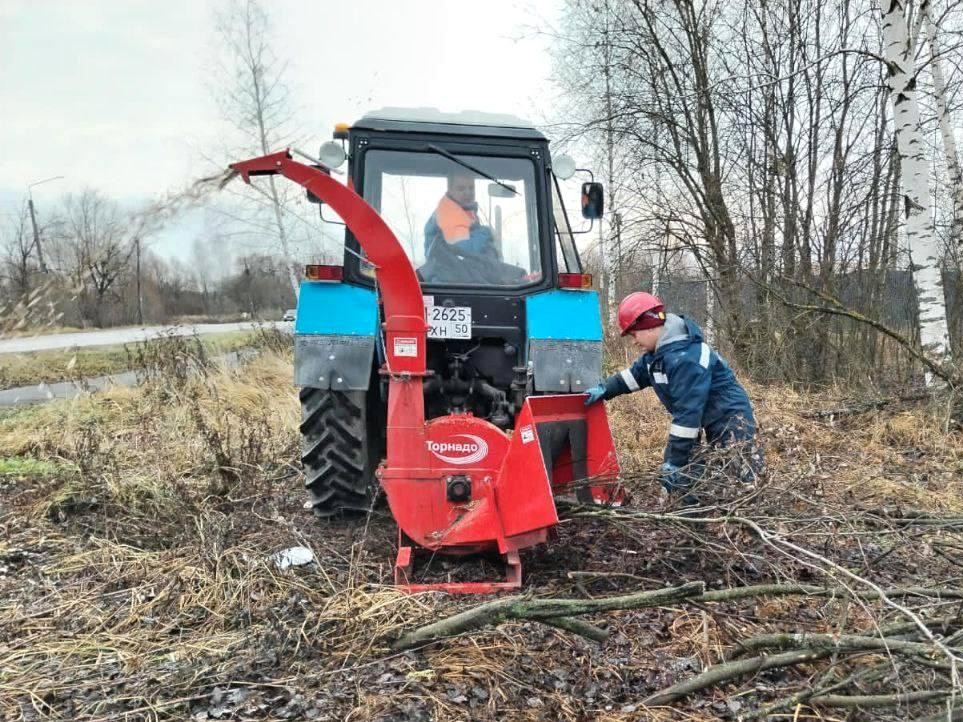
[0,0,564,260]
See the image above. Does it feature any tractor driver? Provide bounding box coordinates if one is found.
[423,172,498,259]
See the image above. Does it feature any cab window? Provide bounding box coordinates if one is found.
[361,149,543,287]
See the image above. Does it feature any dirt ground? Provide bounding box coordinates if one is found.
[1,335,962,721]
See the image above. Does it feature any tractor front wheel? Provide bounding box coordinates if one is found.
[299,387,379,518]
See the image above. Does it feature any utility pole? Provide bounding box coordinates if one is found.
[135,237,144,325]
[244,260,255,317]
[26,175,63,273]
[26,199,47,273]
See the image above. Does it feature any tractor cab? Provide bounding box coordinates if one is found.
[338,109,585,296]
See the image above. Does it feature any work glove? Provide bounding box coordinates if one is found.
[584,383,606,406]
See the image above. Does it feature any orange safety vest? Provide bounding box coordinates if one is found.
[435,195,477,244]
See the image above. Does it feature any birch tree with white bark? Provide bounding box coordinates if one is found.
[882,0,952,367]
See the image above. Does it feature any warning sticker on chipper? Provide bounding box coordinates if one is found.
[393,337,418,358]
[520,425,535,444]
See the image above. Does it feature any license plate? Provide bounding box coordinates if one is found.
[425,304,472,339]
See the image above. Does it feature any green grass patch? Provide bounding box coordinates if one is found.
[0,456,65,476]
[0,406,32,423]
[0,330,259,390]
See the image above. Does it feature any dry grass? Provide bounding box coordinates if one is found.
[1,345,962,720]
[0,330,259,390]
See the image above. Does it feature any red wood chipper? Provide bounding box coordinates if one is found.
[230,109,623,592]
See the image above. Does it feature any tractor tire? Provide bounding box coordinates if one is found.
[299,387,380,518]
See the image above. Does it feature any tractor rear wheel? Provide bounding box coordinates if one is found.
[299,387,379,518]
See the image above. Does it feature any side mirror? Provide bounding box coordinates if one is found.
[581,182,604,219]
[305,163,332,205]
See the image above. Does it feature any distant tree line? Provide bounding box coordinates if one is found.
[0,0,330,333]
[0,189,298,329]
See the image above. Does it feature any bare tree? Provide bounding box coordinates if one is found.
[1,204,38,302]
[214,0,300,299]
[59,190,135,327]
[924,2,963,248]
[190,236,223,316]
[551,0,963,385]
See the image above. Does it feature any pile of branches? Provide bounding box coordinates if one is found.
[391,446,963,720]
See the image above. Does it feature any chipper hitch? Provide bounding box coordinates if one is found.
[230,149,623,593]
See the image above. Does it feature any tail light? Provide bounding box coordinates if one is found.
[558,273,593,289]
[304,264,343,281]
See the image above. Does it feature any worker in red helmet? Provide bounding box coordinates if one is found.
[584,291,760,503]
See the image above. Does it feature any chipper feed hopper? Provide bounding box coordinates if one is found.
[230,109,622,592]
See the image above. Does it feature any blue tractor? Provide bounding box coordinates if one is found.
[294,108,608,517]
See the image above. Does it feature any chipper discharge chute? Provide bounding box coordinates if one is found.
[230,109,622,592]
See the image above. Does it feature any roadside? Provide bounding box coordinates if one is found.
[0,370,140,406]
[1,324,86,339]
[0,320,290,355]
[0,330,260,391]
[0,314,257,342]
[0,348,263,406]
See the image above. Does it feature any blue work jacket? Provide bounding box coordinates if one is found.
[602,315,755,467]
[423,213,495,258]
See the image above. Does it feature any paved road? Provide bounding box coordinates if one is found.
[0,322,290,355]
[0,372,140,406]
[0,350,257,406]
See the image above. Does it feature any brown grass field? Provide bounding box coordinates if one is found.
[1,334,962,721]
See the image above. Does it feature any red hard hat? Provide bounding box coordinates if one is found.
[617,292,665,335]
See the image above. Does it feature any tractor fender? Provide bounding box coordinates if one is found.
[525,290,604,393]
[294,281,378,391]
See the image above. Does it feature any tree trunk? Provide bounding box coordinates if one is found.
[881,0,951,370]
[924,5,963,252]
